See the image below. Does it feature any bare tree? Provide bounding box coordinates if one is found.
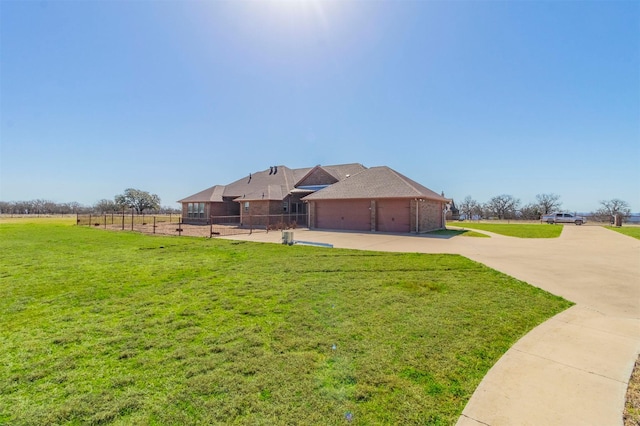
[593,199,631,222]
[94,199,120,213]
[458,196,480,220]
[519,203,541,220]
[536,193,562,215]
[486,194,521,219]
[115,188,161,214]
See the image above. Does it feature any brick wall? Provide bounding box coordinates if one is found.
[410,199,445,232]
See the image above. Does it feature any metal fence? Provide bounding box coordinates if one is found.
[76,213,306,238]
[206,214,306,237]
[76,213,182,234]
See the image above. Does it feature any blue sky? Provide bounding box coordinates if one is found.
[1,0,638,212]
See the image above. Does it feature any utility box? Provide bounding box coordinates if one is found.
[614,215,623,227]
[282,230,294,245]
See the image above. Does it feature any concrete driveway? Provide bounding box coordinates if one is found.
[222,225,640,425]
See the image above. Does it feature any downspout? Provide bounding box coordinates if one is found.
[415,199,419,233]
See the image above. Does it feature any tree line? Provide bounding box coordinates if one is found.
[0,188,180,216]
[455,193,633,221]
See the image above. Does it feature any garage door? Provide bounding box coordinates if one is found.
[377,200,411,233]
[316,200,371,231]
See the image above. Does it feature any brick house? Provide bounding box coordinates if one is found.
[178,163,449,233]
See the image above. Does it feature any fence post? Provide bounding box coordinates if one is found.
[89,214,92,227]
[121,212,125,230]
[153,216,156,234]
[131,210,134,231]
[104,214,107,229]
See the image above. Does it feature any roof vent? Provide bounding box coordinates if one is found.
[269,167,273,175]
[274,166,278,174]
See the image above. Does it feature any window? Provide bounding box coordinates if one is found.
[244,201,250,212]
[283,201,288,212]
[187,203,205,218]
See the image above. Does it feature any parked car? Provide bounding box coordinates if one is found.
[541,212,587,225]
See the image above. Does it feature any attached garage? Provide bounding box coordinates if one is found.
[304,166,449,234]
[316,200,371,231]
[376,199,411,233]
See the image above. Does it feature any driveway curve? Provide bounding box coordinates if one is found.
[222,225,640,425]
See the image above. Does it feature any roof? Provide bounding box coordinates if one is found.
[302,166,448,201]
[235,184,287,202]
[179,163,446,204]
[223,166,296,199]
[321,163,367,181]
[178,185,226,203]
[295,163,366,186]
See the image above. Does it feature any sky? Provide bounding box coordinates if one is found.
[1,0,638,213]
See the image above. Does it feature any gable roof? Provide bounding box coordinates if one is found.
[178,185,226,203]
[302,166,448,201]
[321,163,367,181]
[295,163,366,188]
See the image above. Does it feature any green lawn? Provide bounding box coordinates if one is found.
[428,229,490,238]
[447,222,564,238]
[606,226,640,240]
[0,221,571,424]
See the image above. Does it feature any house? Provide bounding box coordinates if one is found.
[445,198,460,221]
[178,163,449,233]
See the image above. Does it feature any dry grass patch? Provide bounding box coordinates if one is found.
[625,356,640,426]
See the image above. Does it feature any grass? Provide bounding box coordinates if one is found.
[447,222,564,238]
[0,220,572,424]
[606,226,640,240]
[428,229,490,238]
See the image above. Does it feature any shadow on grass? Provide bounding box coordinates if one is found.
[425,229,489,239]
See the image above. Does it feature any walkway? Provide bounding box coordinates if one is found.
[221,225,640,425]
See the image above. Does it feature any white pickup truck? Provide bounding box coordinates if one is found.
[541,212,587,225]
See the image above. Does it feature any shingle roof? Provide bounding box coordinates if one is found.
[235,184,287,202]
[179,163,446,204]
[302,166,448,201]
[223,166,294,199]
[177,185,226,203]
[320,163,367,181]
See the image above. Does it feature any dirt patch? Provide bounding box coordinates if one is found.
[625,355,640,426]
